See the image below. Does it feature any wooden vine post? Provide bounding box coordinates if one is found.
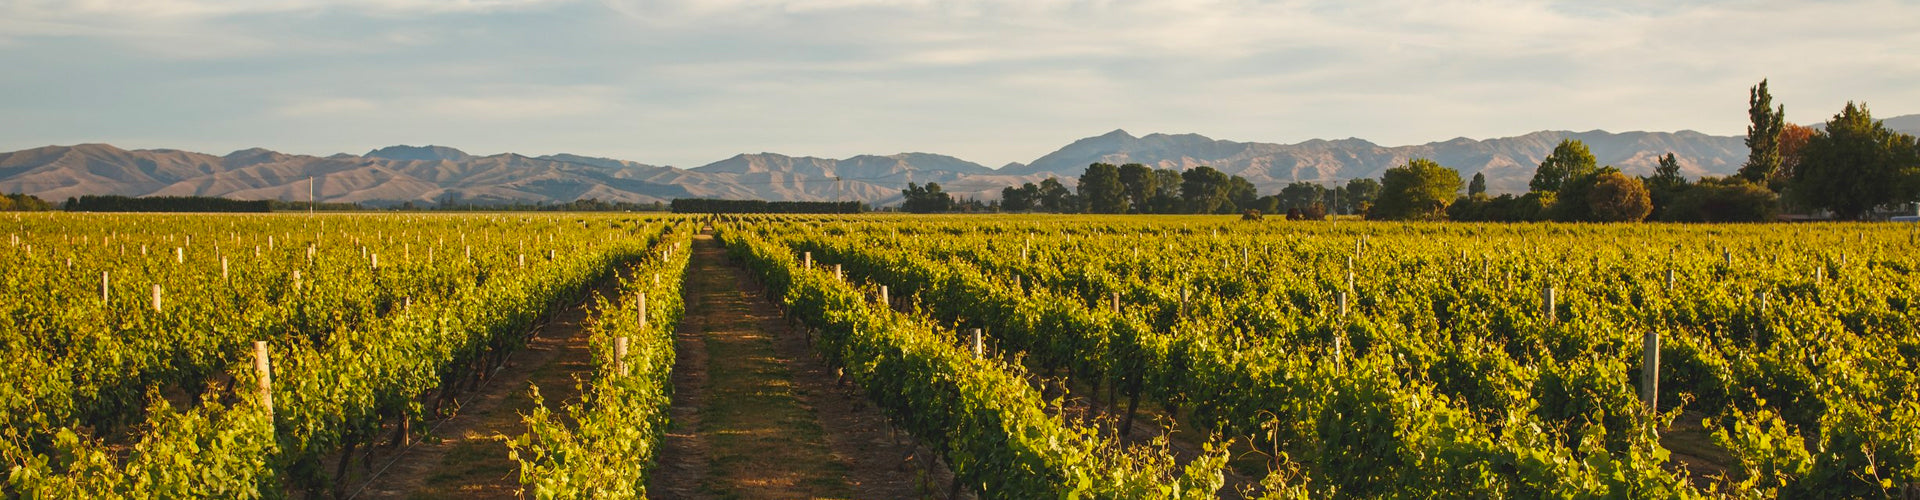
[1641,331,1660,412]
[879,285,889,308]
[637,292,649,329]
[971,328,983,359]
[254,341,274,418]
[1541,285,1557,323]
[614,336,630,378]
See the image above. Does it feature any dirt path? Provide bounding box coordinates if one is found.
[343,269,625,500]
[650,234,941,499]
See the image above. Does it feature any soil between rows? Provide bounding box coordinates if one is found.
[345,266,628,499]
[650,233,947,499]
[346,233,965,499]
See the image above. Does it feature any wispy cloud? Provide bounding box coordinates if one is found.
[1,0,1915,167]
[8,0,567,18]
[274,97,379,117]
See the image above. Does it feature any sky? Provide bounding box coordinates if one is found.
[1,0,1916,169]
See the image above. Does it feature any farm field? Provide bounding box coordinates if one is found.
[3,212,1917,498]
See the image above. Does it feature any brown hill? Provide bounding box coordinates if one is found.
[4,115,1913,205]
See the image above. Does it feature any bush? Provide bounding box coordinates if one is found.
[1587,172,1653,222]
[1508,192,1555,222]
[1447,194,1492,221]
[1304,202,1328,220]
[1663,177,1778,222]
[1368,158,1462,221]
[1,193,54,211]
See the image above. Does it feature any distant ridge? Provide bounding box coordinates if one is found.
[365,145,472,162]
[1006,129,1756,194]
[2,115,1914,206]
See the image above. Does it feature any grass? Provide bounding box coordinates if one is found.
[687,249,855,499]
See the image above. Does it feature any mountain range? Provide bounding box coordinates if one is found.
[4,115,1915,207]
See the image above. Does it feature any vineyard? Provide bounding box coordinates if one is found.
[0,212,690,497]
[1,212,1916,498]
[712,215,1919,498]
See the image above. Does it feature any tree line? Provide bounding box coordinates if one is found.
[64,195,273,213]
[900,166,1383,216]
[424,198,668,212]
[0,193,54,211]
[903,80,1919,221]
[670,198,866,214]
[1438,80,1918,222]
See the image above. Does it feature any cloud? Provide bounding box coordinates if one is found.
[7,0,567,18]
[1,0,1916,168]
[274,97,378,117]
[271,86,620,121]
[417,91,618,120]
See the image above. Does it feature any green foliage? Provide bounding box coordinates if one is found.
[510,232,691,497]
[0,193,53,211]
[669,199,862,214]
[746,217,1920,497]
[1148,169,1185,213]
[1078,163,1128,214]
[901,182,955,213]
[1343,178,1382,215]
[5,398,279,498]
[1117,163,1157,213]
[719,225,1227,499]
[1369,158,1461,220]
[1740,79,1787,185]
[1227,176,1259,213]
[1180,166,1234,214]
[0,213,679,496]
[65,195,270,213]
[1586,172,1653,222]
[1039,177,1078,212]
[1790,101,1920,219]
[1276,182,1327,213]
[1446,194,1492,221]
[1661,177,1778,222]
[1468,172,1487,196]
[1712,407,1812,494]
[1001,182,1039,212]
[1511,191,1556,221]
[1546,165,1617,221]
[1530,139,1597,193]
[1645,153,1690,219]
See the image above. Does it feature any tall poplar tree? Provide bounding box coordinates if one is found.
[1739,79,1786,185]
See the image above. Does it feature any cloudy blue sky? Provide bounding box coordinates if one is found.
[1,0,1915,168]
